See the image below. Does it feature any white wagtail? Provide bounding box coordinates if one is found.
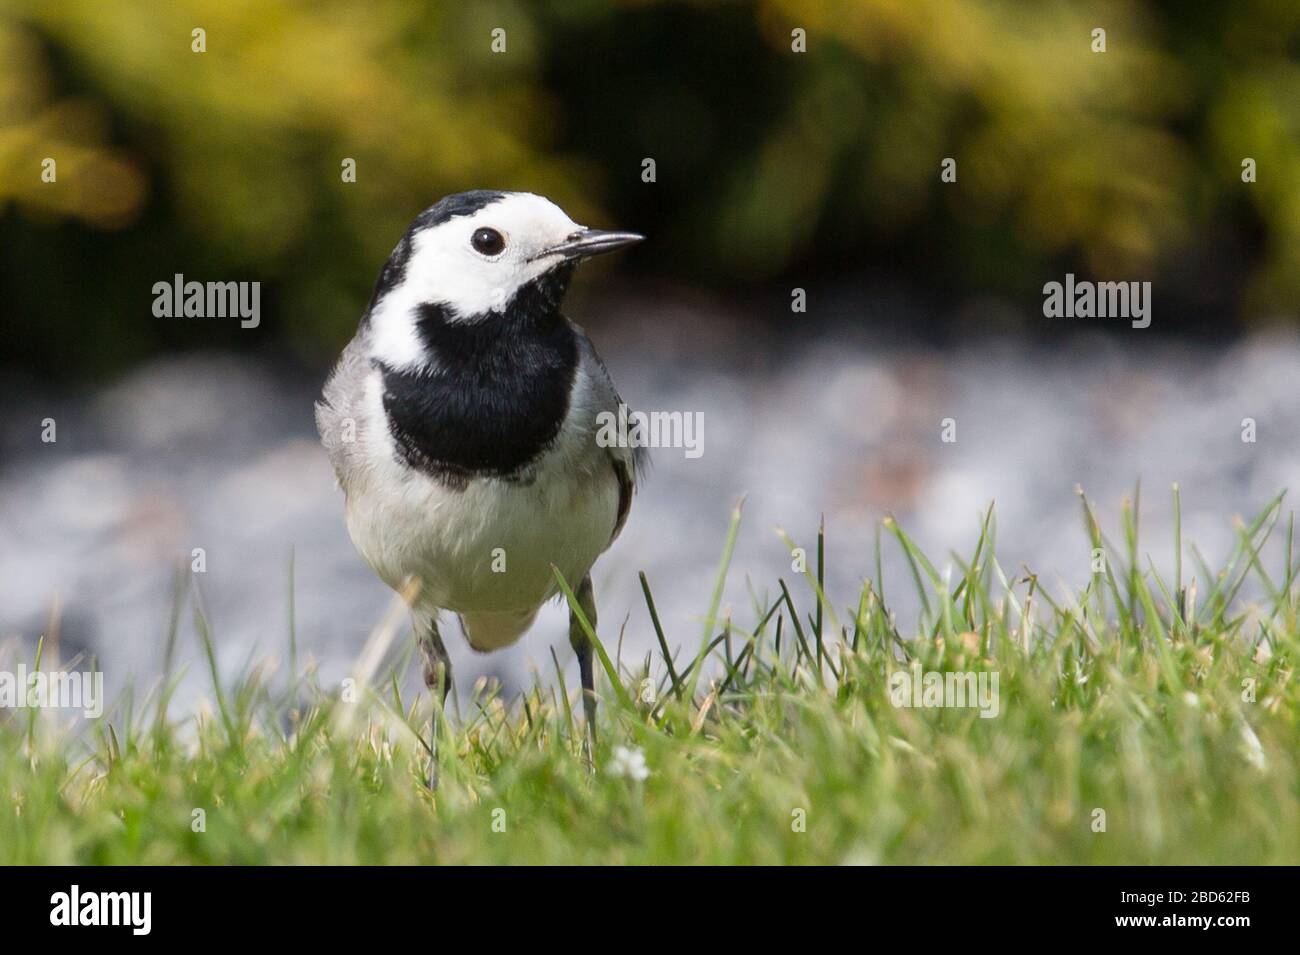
[316,190,644,786]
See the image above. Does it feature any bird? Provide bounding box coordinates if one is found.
[315,190,644,787]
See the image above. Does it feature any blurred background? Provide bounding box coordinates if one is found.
[2,1,1299,703]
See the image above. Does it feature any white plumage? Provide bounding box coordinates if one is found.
[330,331,623,649]
[316,191,642,783]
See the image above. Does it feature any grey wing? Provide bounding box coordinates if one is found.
[571,321,645,548]
[314,331,374,489]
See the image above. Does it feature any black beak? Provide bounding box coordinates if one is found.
[533,228,645,263]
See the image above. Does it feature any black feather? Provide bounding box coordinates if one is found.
[378,264,579,484]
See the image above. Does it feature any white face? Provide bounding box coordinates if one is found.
[369,193,584,369]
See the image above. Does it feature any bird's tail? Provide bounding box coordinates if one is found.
[458,609,538,652]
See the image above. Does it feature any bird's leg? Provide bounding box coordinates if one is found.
[417,616,452,790]
[568,574,599,762]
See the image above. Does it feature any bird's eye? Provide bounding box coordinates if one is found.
[471,228,505,256]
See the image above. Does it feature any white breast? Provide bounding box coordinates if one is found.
[342,367,619,623]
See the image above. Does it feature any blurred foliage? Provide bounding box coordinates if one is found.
[2,0,1299,378]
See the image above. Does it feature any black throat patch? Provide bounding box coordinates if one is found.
[378,265,579,485]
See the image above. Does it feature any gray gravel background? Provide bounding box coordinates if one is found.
[3,295,1297,708]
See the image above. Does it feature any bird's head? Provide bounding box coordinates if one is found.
[365,190,643,369]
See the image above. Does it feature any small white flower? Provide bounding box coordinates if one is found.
[607,745,649,781]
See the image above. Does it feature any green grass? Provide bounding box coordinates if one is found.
[3,488,1298,864]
